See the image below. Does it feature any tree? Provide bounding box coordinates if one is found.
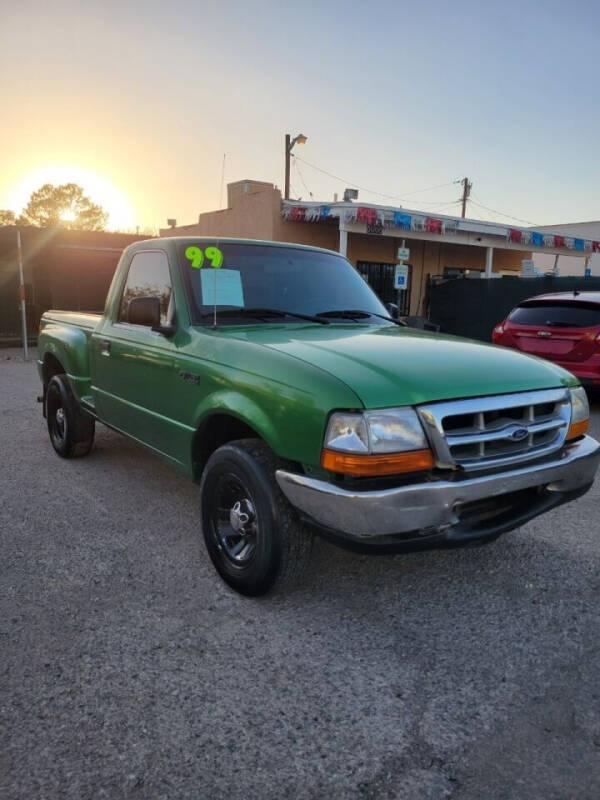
[0,210,16,226]
[18,183,108,230]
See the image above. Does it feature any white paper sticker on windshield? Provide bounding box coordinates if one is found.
[200,269,244,307]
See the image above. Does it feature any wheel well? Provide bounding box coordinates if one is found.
[42,353,65,386]
[41,354,66,419]
[192,413,262,480]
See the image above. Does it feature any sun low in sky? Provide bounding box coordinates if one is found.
[2,1,600,230]
[4,165,136,231]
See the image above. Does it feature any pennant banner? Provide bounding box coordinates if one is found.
[282,206,596,253]
[355,206,376,225]
[282,204,331,222]
[393,212,411,230]
[531,232,544,247]
[508,228,593,251]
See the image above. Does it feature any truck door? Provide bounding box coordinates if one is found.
[90,249,189,464]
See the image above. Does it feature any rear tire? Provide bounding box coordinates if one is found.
[46,374,95,458]
[200,439,313,596]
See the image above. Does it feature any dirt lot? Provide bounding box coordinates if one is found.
[2,349,600,799]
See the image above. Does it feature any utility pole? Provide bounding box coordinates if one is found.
[460,177,472,218]
[284,133,308,200]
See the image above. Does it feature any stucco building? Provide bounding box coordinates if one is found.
[161,180,590,316]
[532,220,600,277]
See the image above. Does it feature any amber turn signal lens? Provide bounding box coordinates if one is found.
[566,418,589,441]
[321,448,435,476]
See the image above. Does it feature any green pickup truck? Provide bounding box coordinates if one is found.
[38,237,599,595]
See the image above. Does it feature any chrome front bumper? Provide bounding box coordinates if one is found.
[276,435,600,544]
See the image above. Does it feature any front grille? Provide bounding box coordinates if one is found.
[418,389,571,471]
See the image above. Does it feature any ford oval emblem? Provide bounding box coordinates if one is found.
[509,426,529,442]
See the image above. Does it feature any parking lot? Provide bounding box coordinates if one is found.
[2,348,600,799]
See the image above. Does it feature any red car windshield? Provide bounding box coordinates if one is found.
[509,301,600,328]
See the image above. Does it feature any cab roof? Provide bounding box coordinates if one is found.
[124,236,340,258]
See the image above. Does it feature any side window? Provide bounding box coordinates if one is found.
[118,251,173,325]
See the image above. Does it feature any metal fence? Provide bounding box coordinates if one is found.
[357,261,411,315]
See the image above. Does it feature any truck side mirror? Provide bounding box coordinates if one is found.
[127,295,161,327]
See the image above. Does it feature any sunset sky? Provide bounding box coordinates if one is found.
[1,0,599,231]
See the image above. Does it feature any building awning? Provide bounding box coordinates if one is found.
[281,200,595,257]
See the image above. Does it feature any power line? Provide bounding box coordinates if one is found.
[292,154,459,204]
[288,181,300,201]
[293,159,314,199]
[469,193,538,227]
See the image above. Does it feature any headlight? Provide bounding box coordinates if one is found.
[322,408,434,476]
[324,412,369,453]
[567,386,590,440]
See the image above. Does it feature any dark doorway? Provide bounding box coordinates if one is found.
[357,261,411,315]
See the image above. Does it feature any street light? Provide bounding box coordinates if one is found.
[284,133,307,200]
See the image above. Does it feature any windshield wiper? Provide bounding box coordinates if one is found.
[200,307,329,324]
[544,320,575,327]
[316,309,406,326]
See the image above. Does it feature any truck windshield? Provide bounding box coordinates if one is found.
[178,242,390,325]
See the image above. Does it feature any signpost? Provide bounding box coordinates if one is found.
[394,242,410,314]
[17,230,28,361]
[394,263,409,289]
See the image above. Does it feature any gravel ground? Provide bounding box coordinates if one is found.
[2,348,600,799]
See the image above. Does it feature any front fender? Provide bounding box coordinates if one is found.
[191,362,361,469]
[193,390,285,457]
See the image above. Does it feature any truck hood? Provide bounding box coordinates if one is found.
[222,324,577,407]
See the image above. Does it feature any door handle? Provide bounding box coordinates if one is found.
[100,339,111,356]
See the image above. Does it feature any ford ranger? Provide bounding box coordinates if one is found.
[37,237,600,595]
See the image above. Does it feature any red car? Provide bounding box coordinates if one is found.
[492,291,600,387]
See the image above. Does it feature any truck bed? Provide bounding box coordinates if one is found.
[41,310,102,331]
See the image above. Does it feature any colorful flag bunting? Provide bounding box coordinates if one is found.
[289,206,307,222]
[356,206,378,225]
[426,217,443,234]
[393,212,411,229]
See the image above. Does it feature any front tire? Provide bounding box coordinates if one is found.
[46,374,95,458]
[200,439,313,596]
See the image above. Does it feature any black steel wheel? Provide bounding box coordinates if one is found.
[200,439,313,596]
[46,374,95,458]
[212,474,259,567]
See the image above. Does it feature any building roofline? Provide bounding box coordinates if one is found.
[280,198,594,256]
[533,221,600,231]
